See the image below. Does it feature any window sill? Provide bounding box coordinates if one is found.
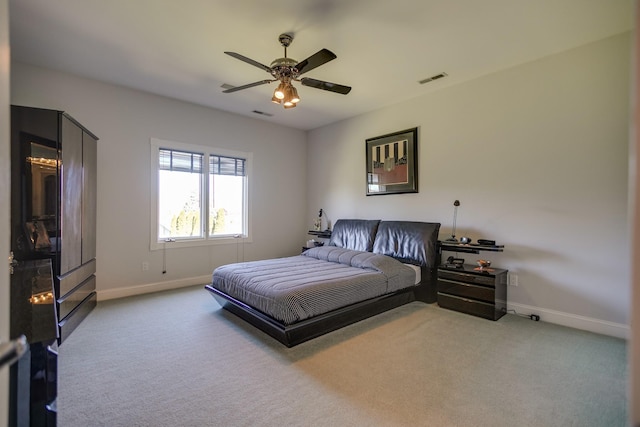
[150,235,251,251]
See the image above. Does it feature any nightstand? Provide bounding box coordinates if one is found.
[308,230,332,239]
[437,264,507,320]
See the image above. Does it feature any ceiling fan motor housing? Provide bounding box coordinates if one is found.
[272,34,298,79]
[270,57,298,80]
[278,33,294,48]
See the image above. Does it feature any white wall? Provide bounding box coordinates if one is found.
[0,0,10,422]
[308,33,631,337]
[11,63,308,299]
[630,1,639,422]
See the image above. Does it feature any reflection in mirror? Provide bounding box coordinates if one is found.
[23,141,58,253]
[28,142,57,219]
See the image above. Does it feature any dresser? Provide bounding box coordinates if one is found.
[11,105,98,342]
[10,105,99,425]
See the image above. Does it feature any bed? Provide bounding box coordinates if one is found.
[205,219,441,347]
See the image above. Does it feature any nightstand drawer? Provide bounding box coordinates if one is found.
[438,269,496,286]
[437,292,500,320]
[437,278,494,303]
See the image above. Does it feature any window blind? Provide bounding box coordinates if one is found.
[210,155,246,176]
[159,149,203,173]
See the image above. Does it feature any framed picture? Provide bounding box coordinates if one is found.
[365,127,418,196]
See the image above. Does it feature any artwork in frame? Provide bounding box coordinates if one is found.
[365,127,418,195]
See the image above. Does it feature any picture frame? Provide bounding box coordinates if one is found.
[365,127,418,196]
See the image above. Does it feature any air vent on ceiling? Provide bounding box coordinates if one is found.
[418,72,448,85]
[252,110,273,117]
[221,84,274,116]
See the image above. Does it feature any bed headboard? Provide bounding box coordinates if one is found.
[372,221,441,267]
[329,219,381,252]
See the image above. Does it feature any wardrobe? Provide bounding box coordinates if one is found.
[9,105,98,426]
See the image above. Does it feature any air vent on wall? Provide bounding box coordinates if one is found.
[418,72,448,85]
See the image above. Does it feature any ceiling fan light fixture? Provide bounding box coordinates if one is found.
[290,85,300,104]
[271,94,281,104]
[274,82,286,99]
[283,84,294,103]
[283,101,296,109]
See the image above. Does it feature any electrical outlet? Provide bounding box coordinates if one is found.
[508,272,518,286]
[142,262,149,271]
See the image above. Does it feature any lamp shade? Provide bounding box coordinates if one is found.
[290,85,300,104]
[274,82,286,100]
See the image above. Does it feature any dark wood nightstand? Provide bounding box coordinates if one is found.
[437,264,507,320]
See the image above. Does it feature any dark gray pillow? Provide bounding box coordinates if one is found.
[328,219,381,252]
[372,221,441,267]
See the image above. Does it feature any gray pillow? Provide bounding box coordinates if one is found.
[328,219,381,252]
[372,221,441,267]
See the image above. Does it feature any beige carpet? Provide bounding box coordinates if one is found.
[58,285,627,426]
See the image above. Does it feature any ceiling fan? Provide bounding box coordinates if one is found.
[223,33,351,109]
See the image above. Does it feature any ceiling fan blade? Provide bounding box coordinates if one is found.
[222,80,274,93]
[295,49,337,75]
[300,78,351,95]
[224,52,273,73]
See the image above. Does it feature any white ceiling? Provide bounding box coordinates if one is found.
[9,0,633,131]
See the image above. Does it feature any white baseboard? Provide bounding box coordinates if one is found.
[98,281,629,340]
[507,302,629,340]
[97,275,211,301]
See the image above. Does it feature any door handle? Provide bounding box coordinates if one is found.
[0,336,29,369]
[8,251,18,275]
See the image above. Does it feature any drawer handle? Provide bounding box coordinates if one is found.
[439,278,475,286]
[47,345,58,357]
[439,292,494,307]
[439,278,492,288]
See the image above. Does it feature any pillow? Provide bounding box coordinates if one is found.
[328,219,381,252]
[372,221,441,267]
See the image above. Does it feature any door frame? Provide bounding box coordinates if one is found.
[1,0,12,422]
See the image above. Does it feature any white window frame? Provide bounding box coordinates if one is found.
[150,138,252,251]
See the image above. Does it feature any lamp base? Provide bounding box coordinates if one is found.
[445,236,458,242]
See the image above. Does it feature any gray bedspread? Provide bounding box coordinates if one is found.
[210,246,416,325]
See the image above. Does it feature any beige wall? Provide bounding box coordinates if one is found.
[11,63,308,299]
[0,0,9,422]
[307,33,631,337]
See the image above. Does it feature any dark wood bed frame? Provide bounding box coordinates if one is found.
[204,266,438,347]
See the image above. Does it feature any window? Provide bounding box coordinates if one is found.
[158,149,204,239]
[150,138,251,250]
[209,155,245,237]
